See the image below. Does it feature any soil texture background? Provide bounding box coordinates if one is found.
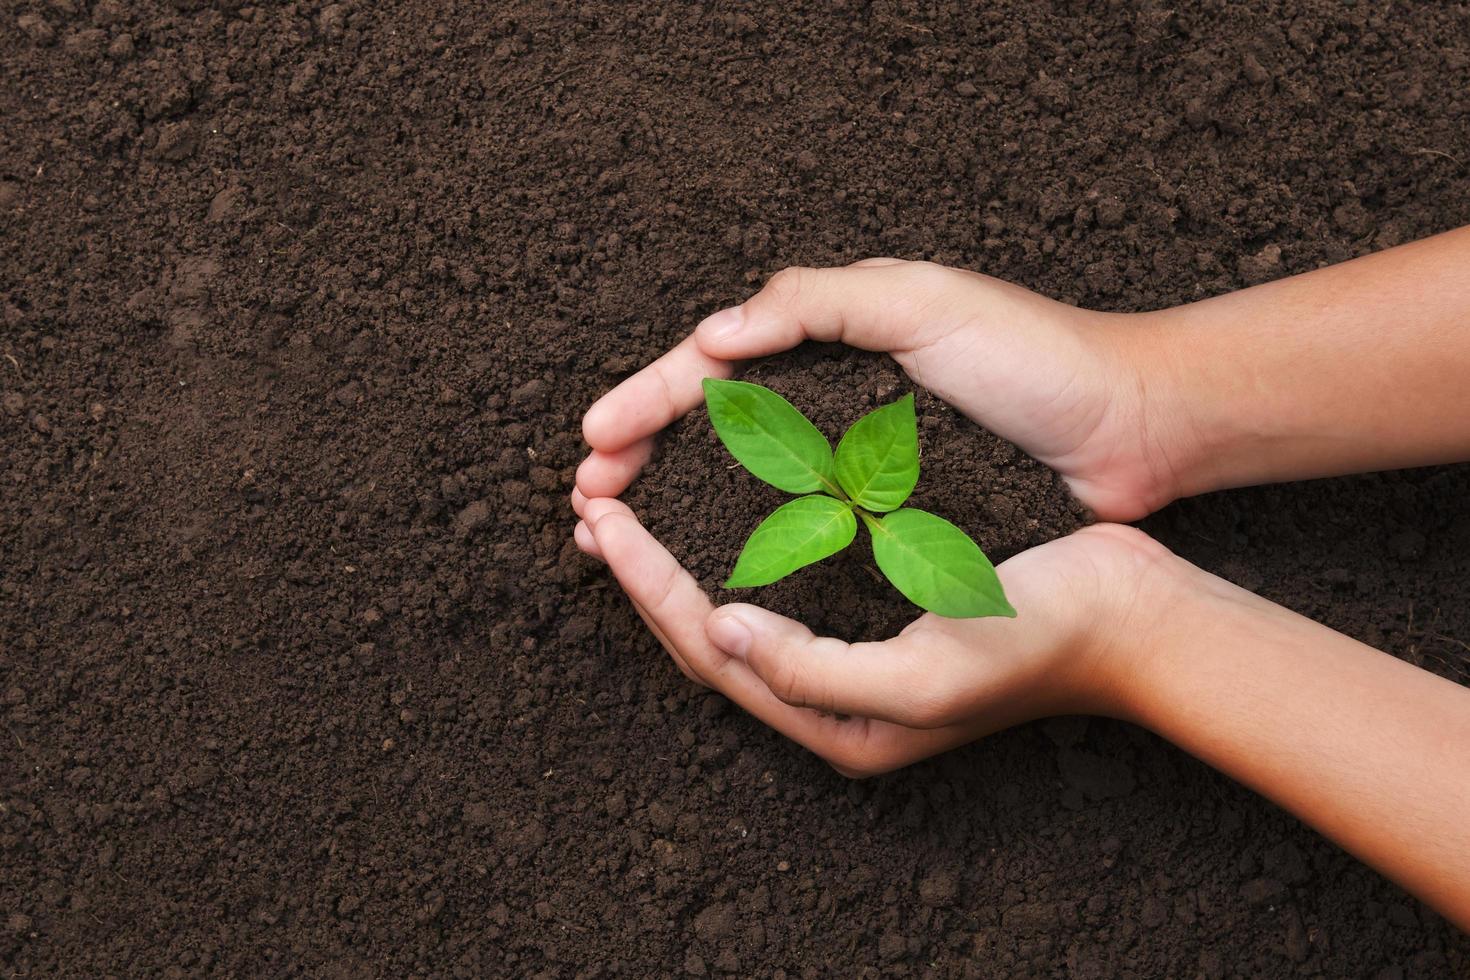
[3,1,1470,976]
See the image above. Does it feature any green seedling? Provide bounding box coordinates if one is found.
[702,378,1014,619]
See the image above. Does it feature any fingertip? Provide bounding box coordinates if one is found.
[587,509,649,568]
[570,485,588,518]
[573,520,603,559]
[708,604,819,666]
[709,601,760,624]
[582,496,637,528]
[575,441,652,499]
[693,305,746,352]
[706,605,755,660]
[581,398,616,451]
[712,602,798,633]
[694,289,805,359]
[573,454,599,497]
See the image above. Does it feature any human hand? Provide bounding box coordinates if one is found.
[574,496,1178,776]
[577,259,1192,523]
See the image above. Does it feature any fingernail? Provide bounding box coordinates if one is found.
[708,610,753,660]
[698,305,744,342]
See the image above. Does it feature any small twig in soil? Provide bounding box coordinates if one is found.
[512,65,584,100]
[1429,631,1470,654]
[1409,147,1463,167]
[3,351,20,376]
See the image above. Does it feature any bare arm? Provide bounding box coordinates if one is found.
[1123,563,1470,927]
[1144,225,1470,497]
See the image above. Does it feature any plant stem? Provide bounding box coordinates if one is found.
[821,476,850,502]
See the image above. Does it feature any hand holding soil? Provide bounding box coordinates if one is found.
[575,230,1470,929]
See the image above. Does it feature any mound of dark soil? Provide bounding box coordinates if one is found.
[630,346,1089,641]
[3,1,1469,976]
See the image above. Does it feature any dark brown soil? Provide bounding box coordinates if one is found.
[3,1,1469,976]
[630,346,1090,641]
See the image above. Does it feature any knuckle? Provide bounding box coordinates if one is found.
[906,674,962,729]
[648,362,680,422]
[897,259,955,294]
[645,556,679,609]
[762,655,812,709]
[762,266,809,308]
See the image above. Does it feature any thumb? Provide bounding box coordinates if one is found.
[693,261,961,361]
[706,603,957,728]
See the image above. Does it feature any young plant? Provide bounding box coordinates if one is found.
[702,378,1015,619]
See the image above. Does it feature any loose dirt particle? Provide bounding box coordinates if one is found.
[17,13,55,45]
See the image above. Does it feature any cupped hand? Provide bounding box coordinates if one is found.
[574,495,1178,776]
[571,259,1194,771]
[577,259,1190,523]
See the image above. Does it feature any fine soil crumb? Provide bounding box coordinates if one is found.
[629,346,1089,640]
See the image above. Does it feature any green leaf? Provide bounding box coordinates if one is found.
[864,508,1014,618]
[703,379,836,494]
[834,392,919,512]
[726,495,857,588]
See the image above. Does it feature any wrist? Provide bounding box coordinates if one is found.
[1062,308,1222,520]
[1065,530,1229,723]
[1124,304,1281,504]
[1109,309,1216,508]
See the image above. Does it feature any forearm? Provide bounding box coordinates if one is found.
[1118,566,1470,928]
[1140,225,1470,497]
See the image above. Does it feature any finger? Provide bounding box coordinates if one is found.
[582,335,736,452]
[570,486,589,518]
[584,502,951,758]
[573,520,602,559]
[585,503,723,672]
[580,497,703,684]
[574,441,653,499]
[586,502,735,694]
[693,261,958,360]
[629,596,706,688]
[581,495,638,525]
[706,604,963,728]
